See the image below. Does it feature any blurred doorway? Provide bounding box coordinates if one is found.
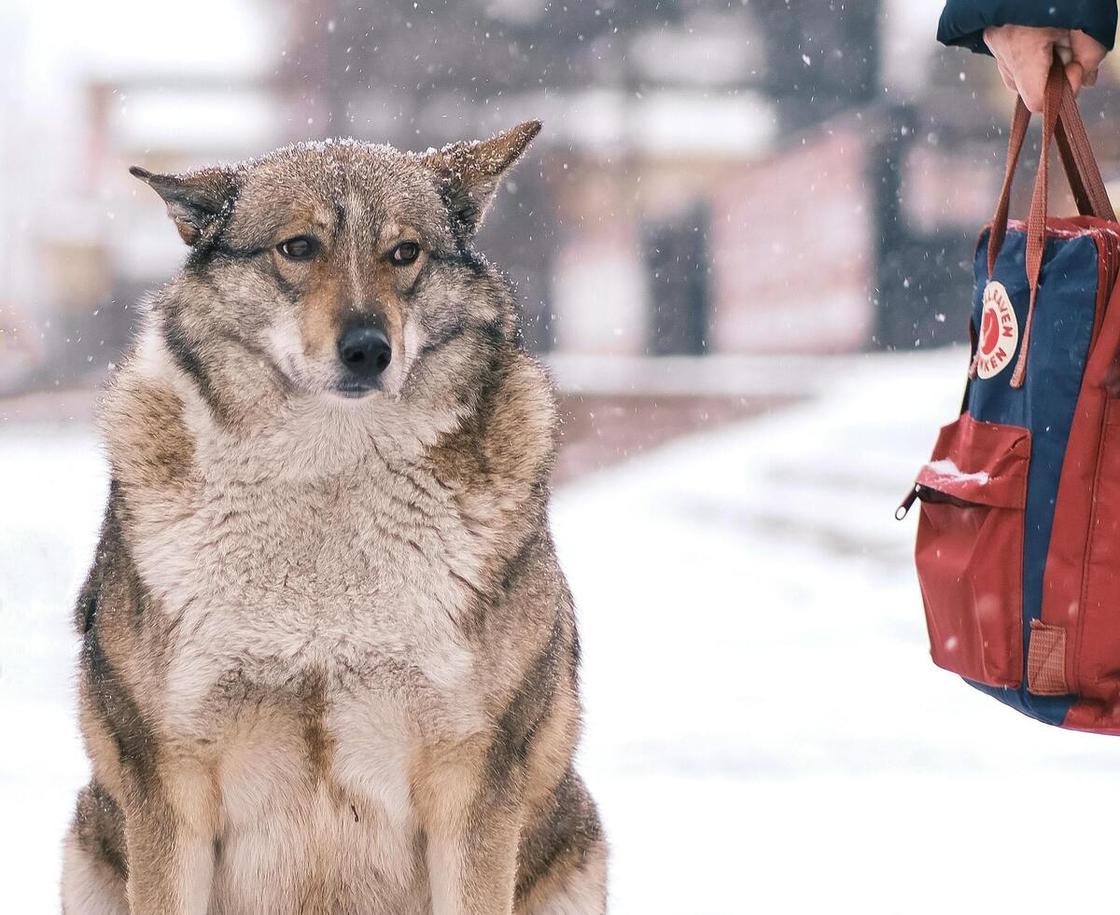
[643,204,711,356]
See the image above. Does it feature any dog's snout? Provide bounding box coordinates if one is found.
[338,324,392,379]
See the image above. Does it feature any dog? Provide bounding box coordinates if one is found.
[60,121,607,915]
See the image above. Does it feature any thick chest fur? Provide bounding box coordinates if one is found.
[134,448,489,728]
[124,447,492,910]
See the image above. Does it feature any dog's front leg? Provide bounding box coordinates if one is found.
[418,744,523,915]
[121,761,216,915]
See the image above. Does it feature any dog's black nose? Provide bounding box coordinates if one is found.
[337,325,392,379]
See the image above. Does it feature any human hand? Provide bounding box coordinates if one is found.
[983,25,1107,111]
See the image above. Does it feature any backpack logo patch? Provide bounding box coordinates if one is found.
[976,280,1019,379]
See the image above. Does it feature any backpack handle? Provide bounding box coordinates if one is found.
[988,57,1114,278]
[982,56,1115,387]
[1056,87,1116,220]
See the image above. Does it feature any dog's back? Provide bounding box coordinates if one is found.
[61,125,606,915]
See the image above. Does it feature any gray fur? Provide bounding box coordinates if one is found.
[61,122,607,915]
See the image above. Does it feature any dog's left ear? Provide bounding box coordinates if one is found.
[129,164,237,246]
[422,120,541,237]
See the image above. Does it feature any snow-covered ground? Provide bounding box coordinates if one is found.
[7,350,1120,913]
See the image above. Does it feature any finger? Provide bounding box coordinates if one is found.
[984,25,1063,110]
[1085,68,1099,87]
[1055,38,1075,68]
[1071,29,1108,74]
[1067,60,1085,94]
[1016,51,1050,111]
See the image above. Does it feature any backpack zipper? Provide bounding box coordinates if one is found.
[895,485,920,520]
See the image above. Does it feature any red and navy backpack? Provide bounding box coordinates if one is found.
[900,60,1120,733]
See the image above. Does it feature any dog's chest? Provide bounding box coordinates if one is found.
[130,454,489,903]
[133,453,489,740]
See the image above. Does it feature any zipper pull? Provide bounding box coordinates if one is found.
[895,485,920,521]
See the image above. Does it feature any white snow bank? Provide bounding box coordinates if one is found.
[552,347,1120,913]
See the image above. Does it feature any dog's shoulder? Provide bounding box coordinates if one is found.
[99,325,198,495]
[427,345,558,497]
[485,349,558,480]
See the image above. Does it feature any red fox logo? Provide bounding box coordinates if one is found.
[977,280,1019,380]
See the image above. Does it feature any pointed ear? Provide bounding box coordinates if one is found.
[422,119,541,237]
[129,164,237,246]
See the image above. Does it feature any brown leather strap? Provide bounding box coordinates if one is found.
[988,100,1032,279]
[1023,62,1063,307]
[1008,60,1064,387]
[1056,125,1097,216]
[1056,89,1116,220]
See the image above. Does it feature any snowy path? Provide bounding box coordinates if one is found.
[6,351,1120,913]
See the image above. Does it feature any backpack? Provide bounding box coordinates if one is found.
[899,60,1120,732]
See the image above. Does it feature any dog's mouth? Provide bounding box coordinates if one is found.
[273,350,381,399]
[331,380,382,399]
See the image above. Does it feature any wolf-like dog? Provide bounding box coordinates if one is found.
[60,121,606,915]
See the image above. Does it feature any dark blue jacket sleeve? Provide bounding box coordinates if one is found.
[938,0,1117,54]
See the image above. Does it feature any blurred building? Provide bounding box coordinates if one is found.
[4,0,1120,395]
[0,0,285,392]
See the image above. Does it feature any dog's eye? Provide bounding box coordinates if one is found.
[277,236,320,261]
[389,241,421,266]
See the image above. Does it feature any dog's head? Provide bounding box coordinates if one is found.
[132,122,540,404]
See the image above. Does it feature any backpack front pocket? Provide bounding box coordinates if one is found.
[911,415,1031,688]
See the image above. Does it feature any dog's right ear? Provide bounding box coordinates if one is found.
[129,165,237,246]
[422,120,542,239]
